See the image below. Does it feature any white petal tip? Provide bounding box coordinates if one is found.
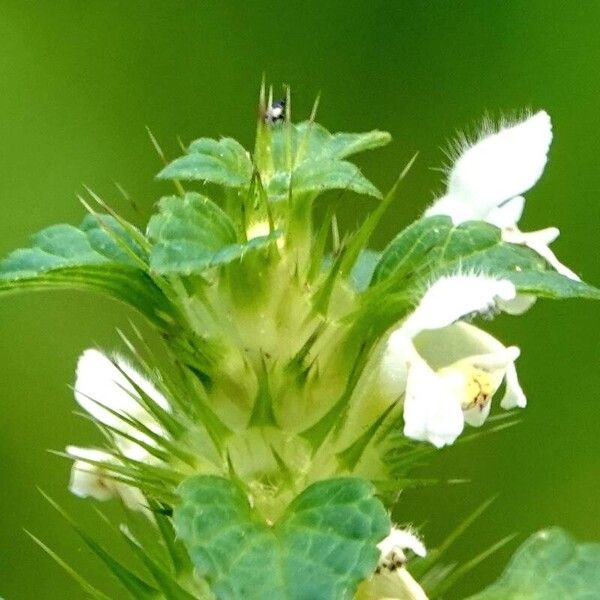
[500,394,527,410]
[378,527,427,566]
[430,109,553,223]
[506,346,521,361]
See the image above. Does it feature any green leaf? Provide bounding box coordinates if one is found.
[0,215,146,277]
[508,270,600,300]
[324,130,392,160]
[348,250,382,292]
[467,528,600,599]
[267,158,382,201]
[0,215,172,326]
[158,137,253,187]
[339,154,418,282]
[174,476,391,600]
[271,122,391,169]
[265,121,387,201]
[371,216,454,284]
[371,216,600,301]
[148,192,281,274]
[147,192,236,274]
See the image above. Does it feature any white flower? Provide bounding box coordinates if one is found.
[359,528,429,600]
[380,274,526,448]
[74,349,170,460]
[425,111,579,281]
[66,446,147,513]
[378,527,427,568]
[68,349,172,514]
[400,274,516,338]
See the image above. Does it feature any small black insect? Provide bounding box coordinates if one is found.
[264,99,286,124]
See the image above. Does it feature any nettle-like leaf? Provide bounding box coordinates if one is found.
[271,122,391,169]
[267,159,382,201]
[147,192,280,274]
[174,475,391,600]
[0,214,172,325]
[371,216,600,300]
[468,528,600,599]
[158,137,253,188]
[265,121,388,201]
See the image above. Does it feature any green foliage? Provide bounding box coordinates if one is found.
[35,490,211,600]
[270,121,391,168]
[0,214,173,326]
[371,216,600,300]
[0,214,145,275]
[266,121,387,200]
[158,122,388,203]
[174,475,390,600]
[467,528,600,599]
[147,192,281,274]
[266,159,382,201]
[158,137,253,188]
[348,250,381,292]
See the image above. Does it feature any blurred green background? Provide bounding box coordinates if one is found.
[1,1,598,598]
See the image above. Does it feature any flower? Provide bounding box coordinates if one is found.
[67,349,171,512]
[401,325,523,447]
[377,527,427,569]
[66,446,147,513]
[425,111,579,281]
[74,348,170,460]
[380,273,526,447]
[355,528,428,600]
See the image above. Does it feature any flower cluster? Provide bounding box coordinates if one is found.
[378,111,573,448]
[2,93,597,600]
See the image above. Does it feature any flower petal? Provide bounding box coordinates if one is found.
[485,195,526,229]
[505,228,581,281]
[74,349,170,459]
[468,346,520,371]
[500,361,527,409]
[402,274,516,337]
[75,349,145,425]
[379,331,412,402]
[378,527,427,561]
[496,293,537,315]
[427,111,552,223]
[403,350,464,448]
[414,322,508,368]
[66,445,148,513]
[66,446,115,501]
[117,358,171,412]
[463,398,492,427]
